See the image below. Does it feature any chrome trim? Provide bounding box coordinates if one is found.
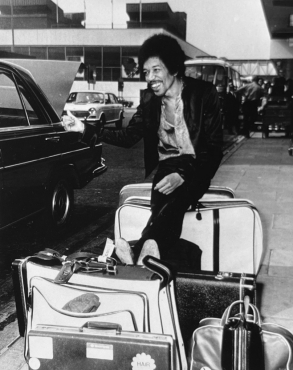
[3,143,102,170]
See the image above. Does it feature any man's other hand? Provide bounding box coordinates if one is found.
[62,110,85,133]
[154,173,184,195]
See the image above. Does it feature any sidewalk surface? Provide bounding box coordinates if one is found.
[2,132,293,369]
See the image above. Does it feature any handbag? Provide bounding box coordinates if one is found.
[189,298,293,370]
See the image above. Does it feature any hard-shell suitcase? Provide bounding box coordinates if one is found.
[119,183,235,206]
[114,198,263,275]
[12,255,188,370]
[114,192,262,349]
[174,271,256,349]
[27,322,176,370]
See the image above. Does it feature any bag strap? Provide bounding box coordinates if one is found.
[221,299,261,327]
[30,249,117,284]
[213,209,220,272]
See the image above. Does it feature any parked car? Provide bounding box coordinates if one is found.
[0,60,107,231]
[117,97,134,108]
[63,90,124,129]
[185,57,243,128]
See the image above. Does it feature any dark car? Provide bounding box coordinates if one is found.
[0,60,106,230]
[117,97,134,108]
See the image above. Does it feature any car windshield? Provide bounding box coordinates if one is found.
[67,92,104,104]
[185,65,227,87]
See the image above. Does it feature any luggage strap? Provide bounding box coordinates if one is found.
[31,248,117,284]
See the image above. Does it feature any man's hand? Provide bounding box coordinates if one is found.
[62,110,85,133]
[154,173,184,195]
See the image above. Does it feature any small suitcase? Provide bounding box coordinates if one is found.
[12,255,188,370]
[174,271,257,349]
[118,183,235,206]
[27,322,176,370]
[114,198,263,275]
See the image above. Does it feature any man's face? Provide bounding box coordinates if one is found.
[143,57,175,97]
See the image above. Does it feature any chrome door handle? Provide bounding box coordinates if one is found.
[45,136,60,142]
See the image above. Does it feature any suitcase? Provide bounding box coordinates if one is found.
[12,255,188,370]
[114,198,263,275]
[27,322,176,370]
[174,271,257,350]
[114,193,261,349]
[118,183,235,206]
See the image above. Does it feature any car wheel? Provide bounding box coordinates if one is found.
[115,113,123,129]
[100,115,106,131]
[47,177,74,229]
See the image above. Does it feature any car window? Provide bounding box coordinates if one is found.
[109,94,116,104]
[105,94,110,104]
[214,66,226,87]
[185,65,202,79]
[0,72,28,128]
[0,71,50,127]
[69,92,104,104]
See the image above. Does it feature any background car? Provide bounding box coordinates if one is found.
[63,90,124,129]
[117,97,134,108]
[185,57,243,129]
[0,60,107,231]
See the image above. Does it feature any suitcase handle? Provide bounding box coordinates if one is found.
[142,256,173,287]
[81,321,122,334]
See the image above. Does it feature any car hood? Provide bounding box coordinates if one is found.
[4,59,80,117]
[64,102,102,111]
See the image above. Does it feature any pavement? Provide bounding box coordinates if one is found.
[1,131,293,369]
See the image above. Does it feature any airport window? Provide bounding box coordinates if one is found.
[122,47,140,80]
[84,47,102,66]
[30,47,47,60]
[103,47,120,67]
[103,67,120,81]
[122,47,140,57]
[14,47,30,56]
[66,47,83,57]
[48,47,65,60]
[0,47,12,52]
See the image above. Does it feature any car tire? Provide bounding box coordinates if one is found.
[47,177,74,229]
[115,113,123,129]
[100,115,106,131]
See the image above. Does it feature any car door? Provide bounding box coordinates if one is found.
[103,93,112,123]
[109,93,120,121]
[0,67,60,228]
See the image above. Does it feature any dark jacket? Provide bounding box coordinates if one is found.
[102,77,223,184]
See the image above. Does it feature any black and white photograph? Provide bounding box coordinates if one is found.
[0,0,293,369]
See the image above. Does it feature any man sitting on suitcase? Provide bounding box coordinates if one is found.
[63,34,223,266]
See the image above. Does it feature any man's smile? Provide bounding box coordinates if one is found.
[150,81,161,90]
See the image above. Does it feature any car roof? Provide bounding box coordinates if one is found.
[185,58,232,67]
[71,91,110,94]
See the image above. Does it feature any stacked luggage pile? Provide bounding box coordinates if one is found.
[12,184,293,369]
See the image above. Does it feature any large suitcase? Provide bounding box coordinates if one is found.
[114,198,263,275]
[114,194,261,349]
[12,255,187,370]
[119,183,235,206]
[27,322,176,370]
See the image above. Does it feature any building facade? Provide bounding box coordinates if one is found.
[0,1,208,106]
